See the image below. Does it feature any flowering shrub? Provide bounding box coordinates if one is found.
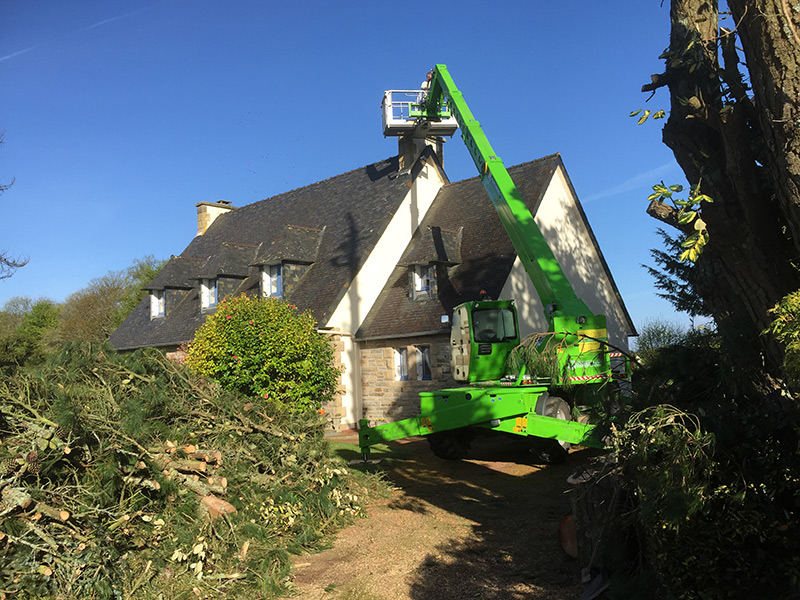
[186,295,339,411]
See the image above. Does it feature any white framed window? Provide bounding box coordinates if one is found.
[411,264,435,299]
[150,290,165,319]
[261,265,283,299]
[413,265,432,292]
[394,347,408,381]
[416,345,432,380]
[201,278,218,309]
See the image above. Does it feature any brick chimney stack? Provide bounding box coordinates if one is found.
[195,200,236,236]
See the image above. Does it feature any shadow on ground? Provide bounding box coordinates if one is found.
[331,433,595,600]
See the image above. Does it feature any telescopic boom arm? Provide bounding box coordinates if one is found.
[423,64,594,328]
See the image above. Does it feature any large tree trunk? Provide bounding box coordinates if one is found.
[649,0,800,384]
[727,0,800,244]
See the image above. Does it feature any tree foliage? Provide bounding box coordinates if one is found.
[186,295,340,412]
[0,343,379,599]
[642,229,710,318]
[613,395,800,598]
[634,317,690,366]
[583,300,799,597]
[0,299,60,374]
[643,182,712,262]
[58,272,128,343]
[2,296,34,317]
[0,256,164,371]
[0,297,31,338]
[607,8,800,591]
[765,289,800,387]
[114,255,165,327]
[57,255,165,343]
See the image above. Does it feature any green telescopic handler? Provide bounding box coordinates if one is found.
[360,65,629,462]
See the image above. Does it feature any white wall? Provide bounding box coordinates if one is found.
[498,165,632,350]
[327,159,447,426]
[337,334,360,426]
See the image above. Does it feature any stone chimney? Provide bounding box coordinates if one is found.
[195,200,235,236]
[398,134,443,170]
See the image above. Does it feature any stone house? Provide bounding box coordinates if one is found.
[109,145,635,430]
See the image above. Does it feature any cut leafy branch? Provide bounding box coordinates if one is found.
[646,181,713,262]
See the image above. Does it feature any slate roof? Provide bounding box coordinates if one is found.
[142,257,203,290]
[253,225,324,266]
[110,150,634,351]
[398,225,462,266]
[355,154,633,339]
[109,155,412,350]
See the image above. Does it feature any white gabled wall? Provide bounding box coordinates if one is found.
[327,160,447,426]
[337,334,359,427]
[498,165,632,350]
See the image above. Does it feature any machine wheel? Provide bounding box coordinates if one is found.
[427,429,473,460]
[531,395,572,464]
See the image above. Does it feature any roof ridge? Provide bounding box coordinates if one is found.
[507,153,561,170]
[443,153,559,187]
[249,156,399,208]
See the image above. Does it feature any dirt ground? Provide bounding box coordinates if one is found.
[291,432,595,600]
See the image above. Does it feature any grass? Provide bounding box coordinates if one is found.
[328,438,421,470]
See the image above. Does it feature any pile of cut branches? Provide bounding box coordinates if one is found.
[0,342,382,599]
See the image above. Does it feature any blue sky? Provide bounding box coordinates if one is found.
[1,1,693,333]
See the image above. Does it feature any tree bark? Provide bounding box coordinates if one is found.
[655,0,800,382]
[727,0,800,246]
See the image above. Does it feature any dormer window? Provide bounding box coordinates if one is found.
[261,265,283,299]
[411,264,435,299]
[150,290,165,319]
[201,278,218,310]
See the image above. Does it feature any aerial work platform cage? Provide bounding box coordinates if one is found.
[381,90,459,137]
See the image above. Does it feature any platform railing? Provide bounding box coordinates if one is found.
[381,90,459,137]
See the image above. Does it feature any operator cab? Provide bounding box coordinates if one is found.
[450,300,520,383]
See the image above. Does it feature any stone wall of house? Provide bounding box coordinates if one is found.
[284,263,309,299]
[165,346,186,364]
[360,333,455,424]
[165,289,187,316]
[218,276,243,302]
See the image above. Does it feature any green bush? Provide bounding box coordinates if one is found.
[186,295,340,412]
[601,323,800,599]
[634,318,688,366]
[766,289,800,388]
[0,299,60,374]
[612,398,800,599]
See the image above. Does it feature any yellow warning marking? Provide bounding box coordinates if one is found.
[578,329,606,353]
[579,329,607,339]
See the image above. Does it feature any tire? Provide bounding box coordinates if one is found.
[427,429,473,460]
[531,395,572,464]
